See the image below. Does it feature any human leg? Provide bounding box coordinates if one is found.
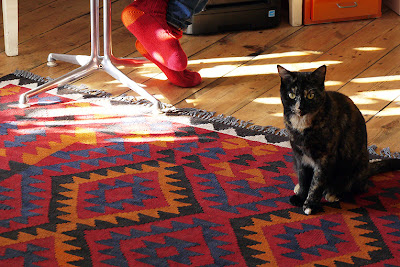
[136,40,201,87]
[166,0,208,30]
[121,0,187,71]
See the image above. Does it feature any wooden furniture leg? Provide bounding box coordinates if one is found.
[289,0,302,26]
[2,0,19,56]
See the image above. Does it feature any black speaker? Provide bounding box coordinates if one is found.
[185,0,281,35]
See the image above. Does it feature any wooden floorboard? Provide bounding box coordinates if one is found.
[1,0,399,152]
[199,18,371,119]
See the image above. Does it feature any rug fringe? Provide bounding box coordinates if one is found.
[368,145,400,159]
[13,69,50,84]
[169,108,400,159]
[12,69,155,107]
[9,70,400,157]
[167,107,289,137]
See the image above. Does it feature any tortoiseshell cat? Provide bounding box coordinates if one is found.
[277,65,400,215]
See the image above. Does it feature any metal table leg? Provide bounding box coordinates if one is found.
[19,0,166,111]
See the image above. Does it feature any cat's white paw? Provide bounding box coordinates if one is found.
[294,184,300,195]
[325,193,339,202]
[304,208,312,215]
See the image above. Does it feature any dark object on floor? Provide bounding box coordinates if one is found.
[185,0,281,34]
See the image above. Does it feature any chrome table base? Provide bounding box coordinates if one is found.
[19,0,166,111]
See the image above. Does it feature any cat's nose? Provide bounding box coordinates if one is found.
[293,109,301,116]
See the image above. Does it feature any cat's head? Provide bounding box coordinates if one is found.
[277,65,327,117]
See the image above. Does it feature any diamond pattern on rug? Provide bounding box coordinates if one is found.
[1,73,400,266]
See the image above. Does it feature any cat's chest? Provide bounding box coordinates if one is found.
[288,127,320,153]
[288,114,313,133]
[289,133,319,168]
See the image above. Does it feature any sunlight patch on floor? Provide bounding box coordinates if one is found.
[200,61,342,78]
[188,51,323,65]
[361,107,400,117]
[256,51,323,59]
[105,79,149,88]
[135,51,330,79]
[185,99,198,104]
[198,65,237,78]
[253,97,281,105]
[353,47,385,52]
[349,95,377,105]
[356,89,400,101]
[325,80,344,86]
[270,112,284,117]
[268,112,283,118]
[283,61,342,72]
[152,94,166,100]
[351,75,400,83]
[188,56,253,65]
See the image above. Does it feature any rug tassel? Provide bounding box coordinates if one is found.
[12,70,163,108]
[13,69,50,84]
[168,107,289,137]
[368,145,400,159]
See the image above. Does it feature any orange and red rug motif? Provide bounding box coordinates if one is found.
[1,72,400,266]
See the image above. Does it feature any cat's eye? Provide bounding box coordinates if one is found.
[288,92,296,99]
[307,92,315,100]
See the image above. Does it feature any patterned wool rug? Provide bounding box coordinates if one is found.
[1,71,400,266]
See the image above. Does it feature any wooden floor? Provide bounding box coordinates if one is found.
[1,0,400,153]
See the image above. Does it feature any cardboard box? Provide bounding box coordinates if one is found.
[384,0,400,15]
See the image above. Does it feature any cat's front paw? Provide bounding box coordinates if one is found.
[294,184,300,195]
[303,202,322,215]
[290,195,305,207]
[324,192,339,203]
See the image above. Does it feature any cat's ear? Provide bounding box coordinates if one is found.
[277,65,293,80]
[311,65,326,84]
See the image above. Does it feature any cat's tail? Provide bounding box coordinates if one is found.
[368,159,400,177]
